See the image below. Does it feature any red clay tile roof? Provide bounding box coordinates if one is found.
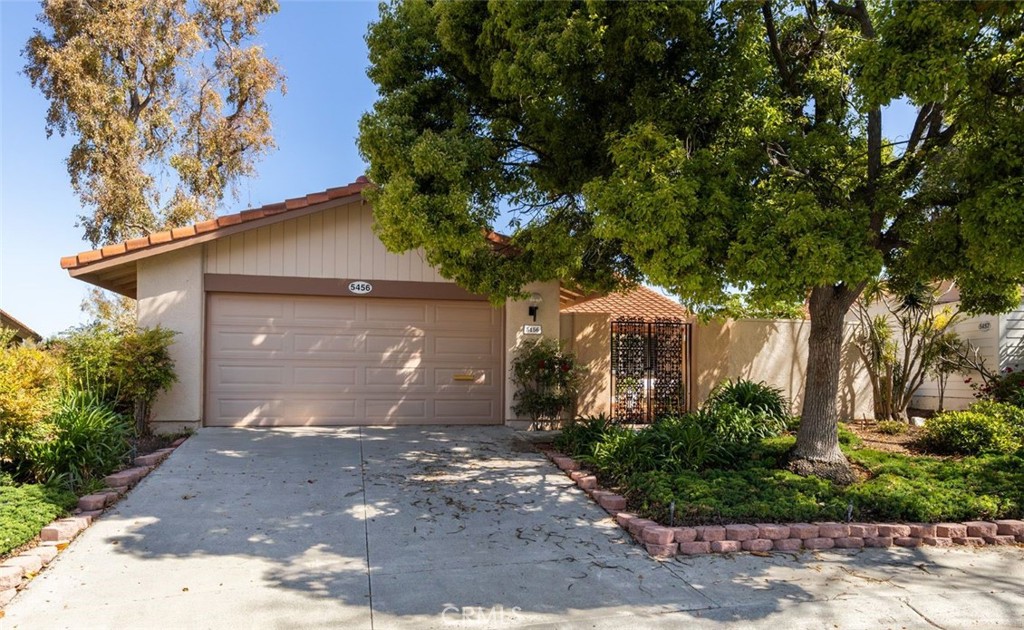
[60,177,371,270]
[561,286,690,320]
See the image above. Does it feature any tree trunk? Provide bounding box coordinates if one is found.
[134,398,149,436]
[789,285,859,485]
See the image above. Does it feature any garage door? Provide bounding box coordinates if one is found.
[204,293,503,426]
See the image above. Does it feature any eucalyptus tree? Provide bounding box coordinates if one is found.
[25,0,285,246]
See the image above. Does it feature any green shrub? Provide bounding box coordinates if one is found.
[0,333,63,476]
[29,390,133,491]
[968,400,1024,441]
[705,378,789,419]
[923,409,1020,455]
[555,414,615,455]
[692,403,789,445]
[876,420,908,435]
[55,325,177,432]
[0,479,77,556]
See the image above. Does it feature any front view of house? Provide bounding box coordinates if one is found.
[61,177,872,432]
[61,178,535,431]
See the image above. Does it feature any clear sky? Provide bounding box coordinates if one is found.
[1,1,919,337]
[1,0,381,336]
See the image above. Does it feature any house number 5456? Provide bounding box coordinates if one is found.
[348,281,373,294]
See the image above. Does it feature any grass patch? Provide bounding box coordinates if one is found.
[557,420,1024,524]
[0,477,77,557]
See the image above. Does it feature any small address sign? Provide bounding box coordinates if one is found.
[348,281,373,295]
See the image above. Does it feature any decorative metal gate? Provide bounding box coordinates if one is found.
[610,317,690,423]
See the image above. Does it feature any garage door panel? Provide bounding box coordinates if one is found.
[435,399,494,419]
[365,333,424,356]
[366,302,429,322]
[217,365,285,385]
[365,367,425,386]
[435,304,500,326]
[365,399,426,420]
[293,366,357,385]
[293,300,358,321]
[212,330,287,354]
[432,335,496,357]
[293,332,361,354]
[212,295,286,319]
[206,294,502,426]
[434,368,495,387]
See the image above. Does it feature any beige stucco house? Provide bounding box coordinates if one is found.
[61,178,873,432]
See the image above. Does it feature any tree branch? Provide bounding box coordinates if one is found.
[761,2,799,96]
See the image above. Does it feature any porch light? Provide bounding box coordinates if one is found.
[528,292,543,322]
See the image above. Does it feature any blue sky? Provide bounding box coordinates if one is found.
[1,1,380,336]
[1,2,919,337]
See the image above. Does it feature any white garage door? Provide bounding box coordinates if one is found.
[205,293,503,426]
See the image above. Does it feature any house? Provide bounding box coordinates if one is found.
[905,285,1024,411]
[1,309,43,345]
[61,177,873,432]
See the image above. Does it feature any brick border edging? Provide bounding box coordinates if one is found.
[0,436,189,608]
[545,451,1024,559]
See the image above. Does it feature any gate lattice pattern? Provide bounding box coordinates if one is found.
[610,317,690,423]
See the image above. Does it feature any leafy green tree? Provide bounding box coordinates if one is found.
[24,0,285,246]
[359,1,1024,482]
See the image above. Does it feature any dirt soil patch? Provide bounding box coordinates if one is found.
[846,419,927,456]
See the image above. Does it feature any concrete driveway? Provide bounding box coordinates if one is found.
[4,427,1024,629]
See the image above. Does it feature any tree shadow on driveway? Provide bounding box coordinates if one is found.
[7,427,1024,629]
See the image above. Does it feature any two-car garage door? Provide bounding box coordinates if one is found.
[204,293,503,426]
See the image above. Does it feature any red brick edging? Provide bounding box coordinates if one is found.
[0,436,189,608]
[545,451,1024,559]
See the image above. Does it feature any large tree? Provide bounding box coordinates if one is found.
[358,0,1024,481]
[25,0,285,247]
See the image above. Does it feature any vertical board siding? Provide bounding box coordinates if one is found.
[912,312,1001,411]
[1000,306,1024,370]
[204,201,448,284]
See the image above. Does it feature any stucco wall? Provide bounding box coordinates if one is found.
[560,312,611,417]
[692,319,873,419]
[137,245,205,433]
[504,281,562,425]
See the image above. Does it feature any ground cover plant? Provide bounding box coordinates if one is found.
[0,475,76,557]
[555,381,1024,525]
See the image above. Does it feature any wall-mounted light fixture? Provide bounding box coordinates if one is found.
[528,292,543,322]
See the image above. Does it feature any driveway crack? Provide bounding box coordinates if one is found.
[900,597,946,629]
[359,426,374,629]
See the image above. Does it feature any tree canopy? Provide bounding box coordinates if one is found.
[360,0,1024,480]
[25,0,285,247]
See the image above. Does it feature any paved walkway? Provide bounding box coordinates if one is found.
[4,427,1024,629]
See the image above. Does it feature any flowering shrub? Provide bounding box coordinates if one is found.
[510,338,586,424]
[965,365,1024,408]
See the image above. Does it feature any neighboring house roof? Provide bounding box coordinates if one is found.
[561,286,691,321]
[935,279,961,305]
[0,309,43,343]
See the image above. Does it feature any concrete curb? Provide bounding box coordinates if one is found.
[0,435,190,610]
[543,450,1024,559]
